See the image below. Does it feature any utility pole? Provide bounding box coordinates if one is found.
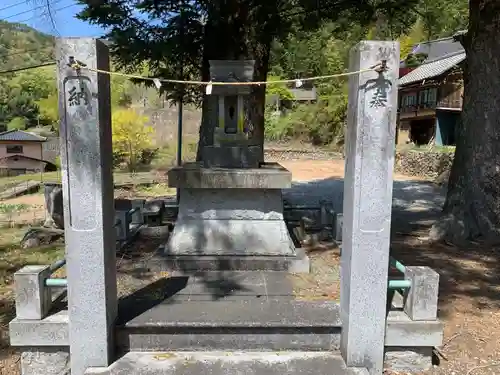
[176,0,185,203]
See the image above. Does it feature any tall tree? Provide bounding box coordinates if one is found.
[75,0,418,161]
[431,1,500,243]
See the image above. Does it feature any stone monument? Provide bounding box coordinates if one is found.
[165,60,308,272]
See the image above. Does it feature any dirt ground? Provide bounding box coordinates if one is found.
[279,160,426,182]
[1,160,500,375]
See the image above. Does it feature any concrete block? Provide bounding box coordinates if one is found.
[385,311,443,347]
[143,200,165,227]
[384,347,433,372]
[20,347,70,375]
[340,41,400,375]
[10,311,69,347]
[404,266,440,321]
[131,199,145,225]
[319,200,334,227]
[56,37,117,374]
[14,265,52,320]
[115,211,130,241]
[167,162,291,189]
[139,225,170,239]
[163,204,178,221]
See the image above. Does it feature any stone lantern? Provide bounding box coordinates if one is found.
[165,60,306,272]
[202,60,262,168]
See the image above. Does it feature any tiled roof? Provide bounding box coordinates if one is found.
[400,36,465,68]
[413,37,464,62]
[399,51,465,86]
[0,154,52,164]
[0,129,47,142]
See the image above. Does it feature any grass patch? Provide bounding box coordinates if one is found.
[0,204,31,215]
[135,183,176,197]
[0,227,65,291]
[0,171,171,193]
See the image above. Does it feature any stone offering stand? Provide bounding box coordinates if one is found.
[9,38,443,375]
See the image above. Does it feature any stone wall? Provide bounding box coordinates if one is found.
[264,148,343,161]
[395,150,454,179]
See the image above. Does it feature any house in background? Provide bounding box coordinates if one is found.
[0,129,57,176]
[397,36,465,146]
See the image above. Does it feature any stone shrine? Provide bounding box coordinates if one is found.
[165,60,308,271]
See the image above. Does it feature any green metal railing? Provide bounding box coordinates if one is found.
[46,258,67,287]
[388,256,410,291]
[389,256,406,273]
[387,279,411,289]
[46,278,68,287]
[44,249,411,291]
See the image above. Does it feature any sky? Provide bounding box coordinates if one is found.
[0,0,106,37]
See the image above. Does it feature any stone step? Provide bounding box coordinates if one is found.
[117,299,341,352]
[85,351,367,375]
[140,247,310,272]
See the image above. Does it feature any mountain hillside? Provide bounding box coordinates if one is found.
[0,20,54,70]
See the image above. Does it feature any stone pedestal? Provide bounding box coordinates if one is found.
[165,163,306,271]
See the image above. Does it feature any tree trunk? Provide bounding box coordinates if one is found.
[430,1,500,244]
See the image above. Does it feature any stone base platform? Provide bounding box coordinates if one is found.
[165,163,300,271]
[167,162,292,190]
[85,351,364,375]
[116,271,337,352]
[152,247,310,273]
[10,272,443,374]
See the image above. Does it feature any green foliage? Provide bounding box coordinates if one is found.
[0,203,30,214]
[416,0,468,40]
[112,109,154,172]
[111,73,133,108]
[37,94,59,127]
[0,20,54,70]
[266,76,293,100]
[0,1,469,148]
[265,92,348,145]
[264,2,468,146]
[7,117,27,130]
[0,21,55,130]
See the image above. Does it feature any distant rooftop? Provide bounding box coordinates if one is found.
[0,129,47,142]
[399,34,466,86]
[412,36,464,63]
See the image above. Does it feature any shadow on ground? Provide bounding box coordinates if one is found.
[285,176,500,319]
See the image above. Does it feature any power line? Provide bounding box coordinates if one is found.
[0,2,345,64]
[10,3,75,24]
[2,0,65,21]
[0,61,56,75]
[0,1,26,13]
